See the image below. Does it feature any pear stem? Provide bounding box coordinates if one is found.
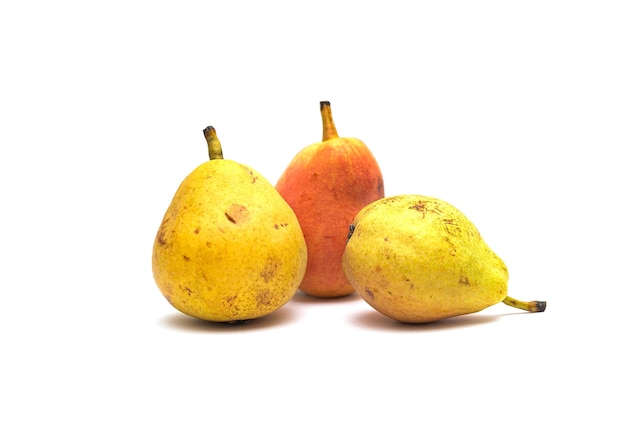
[320,101,339,141]
[502,296,547,312]
[203,126,224,160]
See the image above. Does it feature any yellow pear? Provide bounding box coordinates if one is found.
[152,126,308,322]
[342,194,546,323]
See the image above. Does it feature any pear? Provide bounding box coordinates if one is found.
[275,101,384,297]
[342,194,546,323]
[152,126,308,322]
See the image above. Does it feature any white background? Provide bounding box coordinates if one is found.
[2,1,624,423]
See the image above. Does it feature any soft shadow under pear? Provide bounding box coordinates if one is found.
[159,302,299,333]
[290,290,362,304]
[350,309,501,332]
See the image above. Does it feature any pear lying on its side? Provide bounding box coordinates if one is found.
[342,194,546,323]
[152,127,307,322]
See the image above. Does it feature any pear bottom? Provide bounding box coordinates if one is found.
[343,257,508,323]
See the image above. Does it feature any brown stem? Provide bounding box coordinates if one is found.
[320,101,339,141]
[502,296,547,312]
[203,126,224,160]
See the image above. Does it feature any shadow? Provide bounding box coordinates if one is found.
[158,302,300,333]
[350,309,501,332]
[289,290,362,304]
[496,310,547,317]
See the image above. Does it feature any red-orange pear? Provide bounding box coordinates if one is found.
[275,101,385,297]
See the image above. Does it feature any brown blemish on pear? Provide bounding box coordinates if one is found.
[151,126,307,322]
[342,194,546,323]
[224,204,250,225]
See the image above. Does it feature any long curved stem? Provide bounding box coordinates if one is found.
[502,296,547,312]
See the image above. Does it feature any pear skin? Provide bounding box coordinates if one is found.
[275,101,384,298]
[152,127,307,322]
[342,195,545,323]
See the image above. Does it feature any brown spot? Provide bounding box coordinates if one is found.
[247,169,258,183]
[409,201,428,218]
[442,218,454,232]
[384,237,389,242]
[183,255,191,262]
[442,218,462,238]
[260,259,279,283]
[225,204,250,225]
[194,227,201,234]
[274,224,279,229]
[430,204,444,215]
[183,286,193,295]
[459,275,470,286]
[256,289,272,306]
[410,201,427,211]
[156,219,170,246]
[157,229,167,246]
[365,288,375,300]
[444,237,457,256]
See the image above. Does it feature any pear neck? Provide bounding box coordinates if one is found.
[203,126,224,160]
[320,101,339,141]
